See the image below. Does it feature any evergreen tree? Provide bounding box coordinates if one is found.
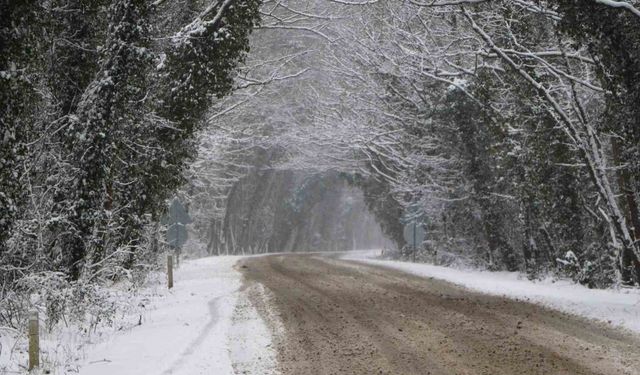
[556,0,640,284]
[0,0,40,257]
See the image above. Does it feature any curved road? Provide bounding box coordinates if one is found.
[240,254,640,375]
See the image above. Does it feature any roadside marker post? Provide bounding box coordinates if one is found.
[168,255,174,289]
[28,310,39,370]
[413,220,417,262]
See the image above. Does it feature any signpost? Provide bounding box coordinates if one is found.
[402,204,426,262]
[167,255,174,289]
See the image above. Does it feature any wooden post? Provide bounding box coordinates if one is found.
[28,310,39,370]
[412,221,417,263]
[167,255,174,289]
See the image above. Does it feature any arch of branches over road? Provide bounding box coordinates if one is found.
[191,0,640,289]
[2,0,640,329]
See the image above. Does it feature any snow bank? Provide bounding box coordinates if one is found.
[0,256,278,375]
[229,283,279,375]
[80,255,278,375]
[80,256,237,375]
[343,250,640,334]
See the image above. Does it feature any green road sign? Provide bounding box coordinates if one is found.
[403,221,426,248]
[163,198,192,249]
[401,203,427,261]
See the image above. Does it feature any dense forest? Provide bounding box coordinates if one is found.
[2,0,640,332]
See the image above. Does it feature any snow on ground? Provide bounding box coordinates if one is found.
[343,250,640,334]
[79,255,278,375]
[0,255,278,375]
[229,283,280,375]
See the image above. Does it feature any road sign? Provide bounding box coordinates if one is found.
[163,198,192,249]
[401,203,425,224]
[403,222,426,247]
[401,203,426,261]
[166,223,188,249]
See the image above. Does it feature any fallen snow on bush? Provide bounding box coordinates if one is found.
[343,250,640,334]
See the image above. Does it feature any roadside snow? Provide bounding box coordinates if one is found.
[79,255,278,375]
[229,283,279,375]
[0,256,278,375]
[343,250,640,334]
